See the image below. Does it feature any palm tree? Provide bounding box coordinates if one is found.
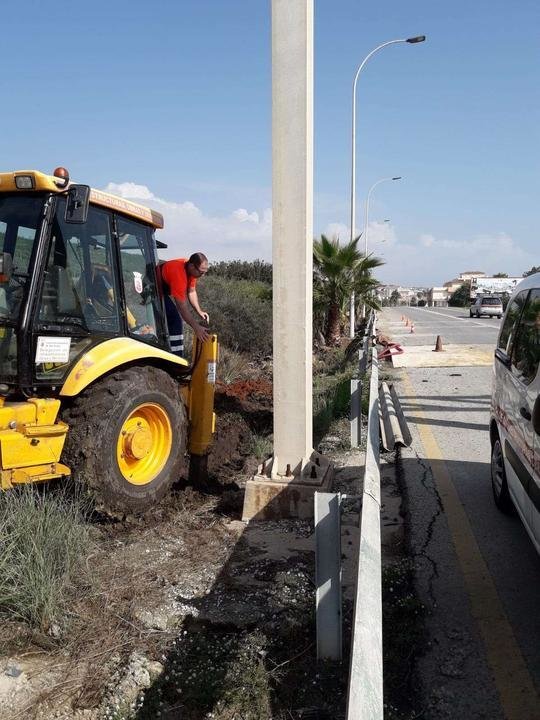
[313,234,383,344]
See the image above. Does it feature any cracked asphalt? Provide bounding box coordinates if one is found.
[381,308,540,720]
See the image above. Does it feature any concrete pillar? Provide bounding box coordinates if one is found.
[271,0,313,475]
[242,0,333,521]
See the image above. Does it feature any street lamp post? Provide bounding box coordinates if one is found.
[364,176,401,257]
[348,35,425,337]
[360,176,401,318]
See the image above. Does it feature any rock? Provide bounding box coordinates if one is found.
[100,652,159,718]
[133,608,170,631]
[48,623,62,639]
[225,520,246,535]
[147,661,164,683]
[4,664,22,678]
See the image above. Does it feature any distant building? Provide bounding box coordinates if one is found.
[470,276,522,298]
[427,287,448,307]
[379,285,427,305]
[459,270,486,281]
[442,270,486,299]
[443,278,464,294]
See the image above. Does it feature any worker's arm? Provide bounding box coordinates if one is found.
[187,287,209,323]
[173,296,209,342]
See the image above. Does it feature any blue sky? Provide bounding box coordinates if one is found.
[2,1,538,285]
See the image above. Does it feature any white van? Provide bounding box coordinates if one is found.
[490,273,540,554]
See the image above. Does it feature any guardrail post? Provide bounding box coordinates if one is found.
[315,491,342,660]
[350,378,361,448]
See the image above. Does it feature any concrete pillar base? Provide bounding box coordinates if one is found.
[241,451,334,522]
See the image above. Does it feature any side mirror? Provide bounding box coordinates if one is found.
[0,252,12,282]
[65,184,90,224]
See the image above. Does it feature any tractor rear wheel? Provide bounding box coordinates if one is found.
[62,366,187,514]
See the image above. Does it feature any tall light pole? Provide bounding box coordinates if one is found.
[360,176,401,319]
[348,35,425,336]
[364,176,401,257]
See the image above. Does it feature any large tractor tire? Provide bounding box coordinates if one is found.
[62,366,187,515]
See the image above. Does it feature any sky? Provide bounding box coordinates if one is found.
[2,1,538,286]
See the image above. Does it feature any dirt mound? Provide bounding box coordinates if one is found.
[207,412,253,478]
[214,380,272,437]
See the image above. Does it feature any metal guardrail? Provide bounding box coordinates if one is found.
[346,331,382,719]
[314,312,383,717]
[350,313,376,447]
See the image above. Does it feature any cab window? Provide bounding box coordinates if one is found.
[0,194,44,323]
[38,200,120,334]
[116,217,160,341]
[498,291,528,356]
[510,289,540,385]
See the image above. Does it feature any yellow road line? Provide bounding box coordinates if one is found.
[401,371,540,720]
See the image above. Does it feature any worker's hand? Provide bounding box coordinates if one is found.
[194,324,210,343]
[199,311,210,324]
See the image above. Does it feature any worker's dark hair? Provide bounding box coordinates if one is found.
[188,252,208,269]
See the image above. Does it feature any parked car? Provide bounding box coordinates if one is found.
[470,295,503,318]
[490,273,540,554]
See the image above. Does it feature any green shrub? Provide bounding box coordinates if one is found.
[313,369,353,440]
[198,276,272,356]
[248,434,273,460]
[209,260,272,284]
[0,486,91,629]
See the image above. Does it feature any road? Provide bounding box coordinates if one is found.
[382,304,501,347]
[380,307,540,720]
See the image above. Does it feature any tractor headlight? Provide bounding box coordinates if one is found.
[14,174,35,190]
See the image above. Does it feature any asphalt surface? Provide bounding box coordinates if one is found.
[383,305,501,348]
[379,307,540,720]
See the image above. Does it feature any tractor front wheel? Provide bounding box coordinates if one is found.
[62,366,187,514]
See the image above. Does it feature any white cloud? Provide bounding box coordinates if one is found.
[101,182,536,286]
[323,222,349,239]
[376,231,535,286]
[103,182,272,262]
[420,234,435,248]
[107,182,156,201]
[321,220,397,255]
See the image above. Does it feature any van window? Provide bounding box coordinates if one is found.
[511,289,540,385]
[498,291,528,355]
[481,297,502,305]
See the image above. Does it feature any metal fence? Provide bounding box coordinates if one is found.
[314,312,383,719]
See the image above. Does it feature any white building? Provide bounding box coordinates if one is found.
[427,286,449,307]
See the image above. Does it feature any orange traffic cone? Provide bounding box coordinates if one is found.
[433,335,444,352]
[410,323,415,333]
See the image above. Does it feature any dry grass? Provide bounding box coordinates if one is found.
[3,489,233,718]
[0,485,91,630]
[218,346,253,384]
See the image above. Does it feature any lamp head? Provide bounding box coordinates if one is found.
[392,176,402,181]
[406,35,426,43]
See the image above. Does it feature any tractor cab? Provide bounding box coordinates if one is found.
[0,168,186,396]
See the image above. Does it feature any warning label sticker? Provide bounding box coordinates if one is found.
[207,361,217,385]
[35,336,72,364]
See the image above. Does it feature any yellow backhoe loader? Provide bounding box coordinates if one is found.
[0,168,217,513]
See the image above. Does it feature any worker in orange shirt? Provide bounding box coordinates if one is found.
[160,252,210,356]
